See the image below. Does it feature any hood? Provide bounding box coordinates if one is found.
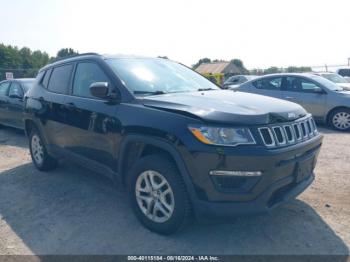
[141,90,307,125]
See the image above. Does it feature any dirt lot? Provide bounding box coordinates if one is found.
[0,126,349,255]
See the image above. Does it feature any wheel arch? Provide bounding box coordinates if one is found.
[118,134,197,201]
[24,119,36,137]
[326,106,350,124]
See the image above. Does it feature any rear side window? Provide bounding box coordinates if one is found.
[0,82,10,96]
[48,64,73,94]
[73,62,110,98]
[9,82,23,98]
[253,77,282,90]
[42,69,52,88]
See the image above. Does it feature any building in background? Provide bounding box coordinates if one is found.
[195,61,243,86]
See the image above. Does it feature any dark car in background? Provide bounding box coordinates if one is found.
[24,54,322,234]
[235,73,350,131]
[0,78,35,129]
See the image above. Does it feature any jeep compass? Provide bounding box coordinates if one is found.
[24,53,323,234]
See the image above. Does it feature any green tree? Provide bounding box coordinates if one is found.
[231,58,249,74]
[264,67,282,74]
[285,66,312,73]
[192,58,211,69]
[54,48,79,60]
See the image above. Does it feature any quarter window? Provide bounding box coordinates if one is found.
[73,62,110,98]
[253,77,282,90]
[48,64,73,94]
[0,82,10,95]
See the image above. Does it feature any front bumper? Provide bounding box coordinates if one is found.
[178,134,323,217]
[194,172,314,217]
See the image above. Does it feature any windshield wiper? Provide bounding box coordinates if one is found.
[133,90,167,95]
[197,88,216,91]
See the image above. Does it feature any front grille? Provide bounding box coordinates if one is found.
[258,117,318,148]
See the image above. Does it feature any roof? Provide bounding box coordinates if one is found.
[195,62,230,74]
[39,53,169,72]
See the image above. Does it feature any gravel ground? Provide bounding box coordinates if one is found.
[0,126,349,255]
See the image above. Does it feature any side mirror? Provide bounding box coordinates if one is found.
[90,82,109,98]
[89,82,120,102]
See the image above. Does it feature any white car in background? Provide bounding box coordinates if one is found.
[315,72,350,91]
[336,67,350,82]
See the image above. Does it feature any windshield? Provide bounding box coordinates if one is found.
[21,81,35,91]
[320,73,348,84]
[107,58,220,95]
[310,75,343,91]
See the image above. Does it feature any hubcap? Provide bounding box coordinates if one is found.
[332,112,350,130]
[135,170,175,223]
[31,134,44,165]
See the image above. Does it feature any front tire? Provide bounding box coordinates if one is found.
[128,155,191,235]
[29,127,58,171]
[329,108,350,131]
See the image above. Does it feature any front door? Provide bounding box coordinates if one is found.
[281,76,327,119]
[63,61,121,172]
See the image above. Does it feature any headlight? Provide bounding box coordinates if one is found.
[188,125,256,146]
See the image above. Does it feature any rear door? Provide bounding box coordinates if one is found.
[63,61,121,172]
[245,76,283,98]
[41,64,74,148]
[7,81,25,128]
[281,76,327,119]
[0,81,11,125]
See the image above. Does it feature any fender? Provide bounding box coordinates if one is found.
[118,134,198,204]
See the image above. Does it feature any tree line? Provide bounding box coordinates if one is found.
[0,44,78,80]
[0,43,313,81]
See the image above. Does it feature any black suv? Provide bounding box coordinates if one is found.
[24,53,323,234]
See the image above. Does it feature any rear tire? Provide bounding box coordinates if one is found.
[328,108,350,131]
[128,154,191,235]
[29,127,58,171]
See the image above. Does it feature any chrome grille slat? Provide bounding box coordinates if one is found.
[258,117,318,148]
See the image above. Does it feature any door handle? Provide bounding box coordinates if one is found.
[285,96,295,99]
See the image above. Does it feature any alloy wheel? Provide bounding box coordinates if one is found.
[135,170,175,223]
[31,134,44,165]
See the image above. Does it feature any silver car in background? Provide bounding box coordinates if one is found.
[234,73,350,131]
[315,72,350,91]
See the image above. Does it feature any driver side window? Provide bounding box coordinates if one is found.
[73,62,111,98]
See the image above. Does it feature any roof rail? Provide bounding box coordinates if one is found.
[51,52,101,63]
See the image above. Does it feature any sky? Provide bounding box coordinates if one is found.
[1,0,350,69]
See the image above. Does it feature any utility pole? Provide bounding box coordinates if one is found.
[348,58,350,66]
